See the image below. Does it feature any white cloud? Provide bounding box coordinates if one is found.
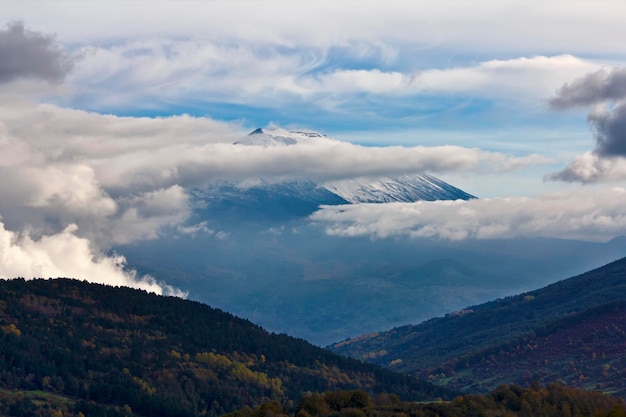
[310,187,626,242]
[66,38,604,111]
[8,1,626,56]
[546,152,626,183]
[176,221,214,237]
[69,39,321,109]
[0,220,185,296]
[93,141,547,194]
[101,185,191,245]
[2,100,544,193]
[311,55,601,99]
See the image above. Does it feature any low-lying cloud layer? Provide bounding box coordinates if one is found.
[0,98,545,294]
[311,187,626,242]
[1,101,545,244]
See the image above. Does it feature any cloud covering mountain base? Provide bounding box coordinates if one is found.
[311,187,626,242]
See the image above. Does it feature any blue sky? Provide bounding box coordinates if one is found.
[2,1,626,292]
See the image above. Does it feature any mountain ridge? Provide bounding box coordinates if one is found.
[329,256,626,395]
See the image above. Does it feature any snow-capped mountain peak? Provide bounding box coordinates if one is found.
[234,126,332,146]
[229,126,476,204]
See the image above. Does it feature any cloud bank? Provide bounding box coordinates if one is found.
[310,187,626,242]
[0,24,183,295]
[0,96,544,294]
[0,100,544,244]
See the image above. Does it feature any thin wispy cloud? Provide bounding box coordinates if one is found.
[69,40,601,115]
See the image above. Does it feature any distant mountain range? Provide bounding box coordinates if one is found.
[329,256,626,396]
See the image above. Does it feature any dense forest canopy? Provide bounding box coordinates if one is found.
[0,278,451,417]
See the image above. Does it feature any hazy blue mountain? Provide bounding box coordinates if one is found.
[119,223,626,346]
[190,179,349,223]
[115,127,625,346]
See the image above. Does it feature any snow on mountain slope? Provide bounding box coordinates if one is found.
[233,127,476,203]
[323,174,475,203]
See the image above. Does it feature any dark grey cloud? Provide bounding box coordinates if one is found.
[0,22,72,84]
[589,102,626,157]
[549,68,626,110]
[548,67,626,162]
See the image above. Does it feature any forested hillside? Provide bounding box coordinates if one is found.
[0,278,451,417]
[331,257,626,394]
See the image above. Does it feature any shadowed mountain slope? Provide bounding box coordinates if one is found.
[330,257,626,395]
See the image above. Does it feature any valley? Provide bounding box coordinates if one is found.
[117,128,626,346]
